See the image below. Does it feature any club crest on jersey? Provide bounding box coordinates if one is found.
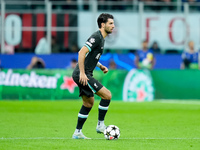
[89,38,95,43]
[96,53,101,60]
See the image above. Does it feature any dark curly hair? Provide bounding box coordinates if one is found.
[97,13,114,28]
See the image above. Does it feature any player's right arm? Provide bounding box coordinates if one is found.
[78,46,89,86]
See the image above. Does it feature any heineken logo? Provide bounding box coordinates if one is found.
[60,76,77,93]
[0,69,58,89]
[123,69,154,102]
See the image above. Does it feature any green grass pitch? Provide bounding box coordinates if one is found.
[0,100,200,150]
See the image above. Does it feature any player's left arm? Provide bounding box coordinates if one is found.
[97,62,108,74]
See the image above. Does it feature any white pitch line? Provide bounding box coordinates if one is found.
[159,100,200,105]
[1,137,200,140]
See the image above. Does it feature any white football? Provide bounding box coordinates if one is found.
[104,125,120,140]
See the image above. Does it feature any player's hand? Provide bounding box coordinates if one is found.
[79,72,89,86]
[100,65,108,74]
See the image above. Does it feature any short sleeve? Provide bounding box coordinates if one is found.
[84,34,101,52]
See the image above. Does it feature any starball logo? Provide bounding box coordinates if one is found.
[123,69,154,102]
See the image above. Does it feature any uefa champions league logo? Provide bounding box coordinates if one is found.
[123,69,154,102]
[89,38,95,43]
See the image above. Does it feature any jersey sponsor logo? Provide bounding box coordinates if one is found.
[89,38,95,43]
[86,41,92,47]
[95,53,101,60]
[123,69,154,102]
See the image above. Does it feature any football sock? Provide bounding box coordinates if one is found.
[76,105,92,130]
[98,120,105,127]
[75,129,82,134]
[98,99,111,122]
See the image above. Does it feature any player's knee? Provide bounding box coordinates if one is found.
[107,91,112,100]
[103,90,112,100]
[84,101,94,108]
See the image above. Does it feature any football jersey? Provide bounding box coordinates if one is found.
[181,51,199,63]
[74,30,105,76]
[136,49,153,62]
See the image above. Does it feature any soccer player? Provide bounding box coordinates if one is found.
[72,13,115,139]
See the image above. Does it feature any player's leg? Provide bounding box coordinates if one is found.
[76,95,94,131]
[72,74,95,139]
[86,76,111,133]
[95,86,112,133]
[72,95,94,139]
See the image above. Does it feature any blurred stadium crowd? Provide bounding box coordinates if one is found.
[4,0,200,11]
[1,0,200,70]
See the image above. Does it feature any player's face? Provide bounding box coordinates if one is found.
[188,41,194,49]
[142,42,148,50]
[104,19,115,34]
